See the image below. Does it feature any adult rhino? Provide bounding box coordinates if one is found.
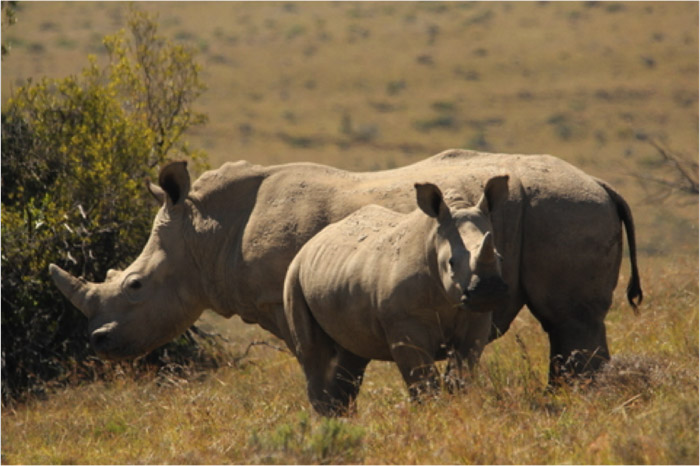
[50,149,642,385]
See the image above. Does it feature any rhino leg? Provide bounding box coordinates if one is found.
[530,301,611,385]
[298,338,368,416]
[524,270,616,384]
[285,266,366,416]
[520,195,622,384]
[387,327,440,400]
[545,314,610,384]
[444,311,493,392]
[291,314,358,416]
[330,349,370,411]
[305,339,349,416]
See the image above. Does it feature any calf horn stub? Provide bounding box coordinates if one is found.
[49,264,98,319]
[475,232,497,265]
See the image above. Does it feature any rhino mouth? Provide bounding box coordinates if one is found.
[90,322,146,360]
[460,277,509,312]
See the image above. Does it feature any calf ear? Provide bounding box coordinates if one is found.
[415,182,448,219]
[477,175,509,215]
[158,161,190,206]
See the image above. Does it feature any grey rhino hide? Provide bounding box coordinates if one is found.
[50,149,641,380]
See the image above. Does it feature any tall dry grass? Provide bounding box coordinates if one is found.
[2,256,697,464]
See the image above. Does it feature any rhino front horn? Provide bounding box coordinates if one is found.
[49,264,98,319]
[476,232,497,265]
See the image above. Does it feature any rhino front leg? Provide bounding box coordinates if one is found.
[444,311,493,392]
[387,329,440,401]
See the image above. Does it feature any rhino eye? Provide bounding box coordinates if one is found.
[129,279,142,290]
[448,258,455,269]
[123,274,146,302]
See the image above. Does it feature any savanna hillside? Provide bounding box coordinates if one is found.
[2,2,698,464]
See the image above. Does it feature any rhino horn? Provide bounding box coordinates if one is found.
[49,264,98,319]
[476,232,497,265]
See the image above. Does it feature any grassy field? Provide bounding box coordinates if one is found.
[2,1,698,464]
[2,256,697,464]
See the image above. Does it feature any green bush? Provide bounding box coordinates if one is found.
[1,8,209,404]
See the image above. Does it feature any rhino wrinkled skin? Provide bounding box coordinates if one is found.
[284,179,509,415]
[50,149,642,387]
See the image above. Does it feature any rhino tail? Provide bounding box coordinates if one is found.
[596,179,643,314]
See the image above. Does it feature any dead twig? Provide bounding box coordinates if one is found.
[631,134,699,200]
[233,340,289,367]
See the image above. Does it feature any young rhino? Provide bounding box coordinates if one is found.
[283,176,509,416]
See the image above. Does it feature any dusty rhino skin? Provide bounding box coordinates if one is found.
[285,179,509,415]
[50,149,642,384]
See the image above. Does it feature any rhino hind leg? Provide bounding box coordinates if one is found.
[300,340,369,416]
[293,316,360,416]
[284,270,367,416]
[520,194,622,385]
[549,324,610,385]
[532,302,611,385]
[523,250,618,384]
[330,349,370,411]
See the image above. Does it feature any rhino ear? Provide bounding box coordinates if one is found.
[477,175,509,215]
[158,161,190,206]
[147,179,166,204]
[415,182,449,220]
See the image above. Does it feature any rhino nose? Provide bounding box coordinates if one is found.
[90,322,118,353]
[469,276,508,296]
[90,328,111,352]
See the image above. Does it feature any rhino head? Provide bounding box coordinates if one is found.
[414,176,510,312]
[49,162,208,359]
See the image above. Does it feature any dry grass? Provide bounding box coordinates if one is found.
[2,256,697,464]
[1,2,698,464]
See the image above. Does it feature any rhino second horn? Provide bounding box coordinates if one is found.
[49,264,98,319]
[476,232,497,265]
